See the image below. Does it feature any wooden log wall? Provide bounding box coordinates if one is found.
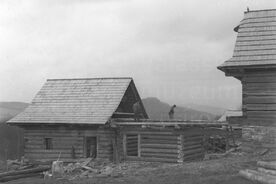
[23,126,115,161]
[118,127,204,163]
[140,133,179,163]
[126,134,138,156]
[242,70,276,126]
[182,132,204,162]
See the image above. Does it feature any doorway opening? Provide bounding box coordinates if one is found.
[85,137,97,158]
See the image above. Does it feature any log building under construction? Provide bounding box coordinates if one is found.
[7,78,224,163]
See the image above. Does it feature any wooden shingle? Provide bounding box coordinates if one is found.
[8,77,146,125]
[218,9,276,69]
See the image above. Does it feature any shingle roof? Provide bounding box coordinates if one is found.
[8,77,140,125]
[218,9,276,69]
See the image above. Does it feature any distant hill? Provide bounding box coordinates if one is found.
[0,102,28,160]
[142,97,217,120]
[0,102,29,123]
[185,103,226,117]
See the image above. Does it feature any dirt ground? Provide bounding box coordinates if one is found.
[4,153,266,184]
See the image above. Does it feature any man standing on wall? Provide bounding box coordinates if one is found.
[169,104,176,119]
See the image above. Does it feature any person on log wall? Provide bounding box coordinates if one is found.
[133,101,142,121]
[169,104,176,119]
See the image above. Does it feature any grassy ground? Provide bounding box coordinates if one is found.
[5,154,262,184]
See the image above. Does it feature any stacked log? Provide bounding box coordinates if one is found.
[24,126,115,161]
[126,134,138,156]
[0,166,50,182]
[140,133,179,163]
[182,134,204,162]
[239,161,276,184]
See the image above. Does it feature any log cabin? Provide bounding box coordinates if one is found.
[7,78,148,161]
[7,77,225,163]
[218,9,276,154]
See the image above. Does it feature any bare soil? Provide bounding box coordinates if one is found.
[4,154,263,184]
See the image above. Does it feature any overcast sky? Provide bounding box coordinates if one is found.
[0,0,275,109]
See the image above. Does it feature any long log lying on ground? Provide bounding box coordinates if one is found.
[257,161,276,170]
[258,167,276,176]
[0,172,41,182]
[0,166,50,178]
[239,169,276,184]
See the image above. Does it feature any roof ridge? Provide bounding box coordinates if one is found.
[47,77,133,81]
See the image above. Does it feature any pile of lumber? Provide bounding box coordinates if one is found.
[0,166,50,182]
[239,161,276,184]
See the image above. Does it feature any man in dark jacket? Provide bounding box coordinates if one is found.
[169,104,176,119]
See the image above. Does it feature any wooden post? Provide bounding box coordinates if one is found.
[138,134,141,157]
[225,126,229,151]
[177,135,184,163]
[122,134,126,159]
[112,139,117,164]
[112,129,119,164]
[230,126,236,146]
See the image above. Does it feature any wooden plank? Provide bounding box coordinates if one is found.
[25,139,83,145]
[24,152,84,158]
[140,139,179,145]
[25,144,83,150]
[25,133,80,137]
[247,111,276,118]
[245,83,276,90]
[140,153,178,159]
[126,145,138,150]
[141,144,178,149]
[182,133,204,138]
[183,144,202,151]
[125,156,178,163]
[245,118,276,126]
[126,139,138,144]
[243,76,276,83]
[247,104,276,111]
[183,148,203,156]
[122,131,176,135]
[243,71,276,77]
[245,96,276,104]
[127,147,138,151]
[24,149,83,154]
[233,49,276,57]
[141,135,178,140]
[182,140,203,147]
[244,91,276,96]
[126,151,138,156]
[126,136,138,140]
[141,148,179,154]
[183,136,203,142]
[24,129,85,133]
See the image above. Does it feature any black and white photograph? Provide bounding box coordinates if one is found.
[0,0,275,183]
